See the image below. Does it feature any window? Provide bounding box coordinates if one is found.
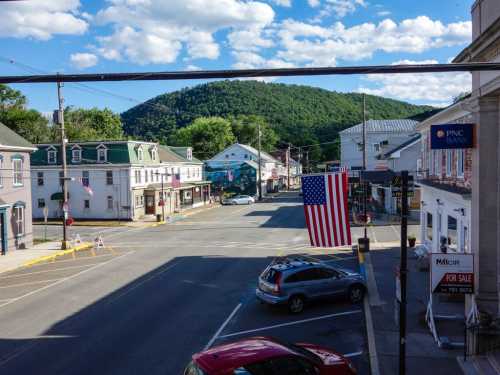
[187,168,191,178]
[285,269,319,283]
[373,143,380,152]
[37,198,45,208]
[244,154,248,159]
[107,196,113,210]
[84,200,90,209]
[37,172,44,186]
[145,169,149,183]
[12,158,23,186]
[448,216,458,251]
[316,268,339,279]
[138,147,144,161]
[426,212,433,240]
[225,154,229,158]
[446,149,453,177]
[429,146,434,175]
[72,148,81,163]
[82,171,89,187]
[457,149,464,178]
[187,148,193,160]
[48,149,57,164]
[135,170,142,184]
[151,148,157,161]
[13,205,24,236]
[0,156,3,187]
[150,170,154,182]
[106,170,113,185]
[156,170,159,182]
[96,145,107,163]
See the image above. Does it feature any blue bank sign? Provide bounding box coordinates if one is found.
[430,123,474,149]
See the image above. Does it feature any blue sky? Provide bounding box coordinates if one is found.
[1,0,472,114]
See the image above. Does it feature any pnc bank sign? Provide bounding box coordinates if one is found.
[431,123,474,149]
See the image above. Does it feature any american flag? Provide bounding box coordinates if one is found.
[172,172,181,188]
[340,166,349,173]
[301,173,352,247]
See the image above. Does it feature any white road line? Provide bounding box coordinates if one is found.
[0,264,95,279]
[363,295,381,375]
[204,303,243,350]
[0,278,63,289]
[0,251,134,309]
[343,351,363,358]
[19,253,114,268]
[370,226,378,243]
[390,225,401,240]
[218,310,362,339]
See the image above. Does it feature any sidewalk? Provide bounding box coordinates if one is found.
[364,246,464,375]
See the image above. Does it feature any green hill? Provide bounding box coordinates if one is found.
[121,80,433,158]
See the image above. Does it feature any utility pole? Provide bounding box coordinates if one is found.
[57,81,69,250]
[287,143,291,190]
[399,170,409,375]
[362,93,368,246]
[305,150,309,174]
[257,122,263,201]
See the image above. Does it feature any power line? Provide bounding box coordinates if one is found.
[0,62,497,84]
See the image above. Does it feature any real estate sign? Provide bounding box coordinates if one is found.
[430,123,474,149]
[430,253,474,294]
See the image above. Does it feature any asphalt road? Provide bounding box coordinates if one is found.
[1,192,380,374]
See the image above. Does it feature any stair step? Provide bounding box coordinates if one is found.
[487,352,500,374]
[472,356,498,375]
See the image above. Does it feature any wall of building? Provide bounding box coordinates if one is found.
[472,0,500,40]
[0,150,33,252]
[388,141,421,172]
[341,132,416,170]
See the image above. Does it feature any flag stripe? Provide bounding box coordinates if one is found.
[304,205,314,246]
[316,205,325,247]
[338,173,348,244]
[342,173,352,245]
[321,179,333,247]
[331,174,342,245]
[327,174,338,247]
[310,205,320,246]
[334,173,345,245]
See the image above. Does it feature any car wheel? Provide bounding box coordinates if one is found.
[288,295,305,314]
[348,285,365,304]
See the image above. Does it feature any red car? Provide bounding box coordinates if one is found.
[184,336,356,375]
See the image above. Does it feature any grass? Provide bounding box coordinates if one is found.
[33,238,53,245]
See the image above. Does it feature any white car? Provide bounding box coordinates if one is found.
[225,195,255,205]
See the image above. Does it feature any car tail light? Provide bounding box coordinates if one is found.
[272,273,282,295]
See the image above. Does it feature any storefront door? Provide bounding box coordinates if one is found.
[145,195,155,215]
[0,210,7,255]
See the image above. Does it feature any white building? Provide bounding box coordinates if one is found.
[31,141,210,221]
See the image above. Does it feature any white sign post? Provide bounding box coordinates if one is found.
[43,206,49,241]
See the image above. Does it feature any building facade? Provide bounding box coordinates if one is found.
[0,122,36,254]
[340,119,419,171]
[31,141,210,221]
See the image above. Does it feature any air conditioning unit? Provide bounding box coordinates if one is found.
[380,140,389,147]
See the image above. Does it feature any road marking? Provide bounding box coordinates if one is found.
[390,225,401,240]
[370,226,378,243]
[0,264,95,279]
[204,303,243,350]
[218,310,362,339]
[0,251,134,309]
[343,351,363,358]
[20,252,115,269]
[0,278,63,289]
[363,295,380,375]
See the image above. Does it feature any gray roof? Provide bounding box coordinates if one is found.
[339,119,418,135]
[0,122,35,150]
[237,143,281,164]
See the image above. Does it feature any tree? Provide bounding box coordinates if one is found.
[62,107,124,141]
[170,117,236,159]
[229,115,278,152]
[0,84,51,144]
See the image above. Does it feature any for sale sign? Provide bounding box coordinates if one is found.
[430,253,474,294]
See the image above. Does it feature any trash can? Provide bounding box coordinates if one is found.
[358,237,370,253]
[156,214,162,222]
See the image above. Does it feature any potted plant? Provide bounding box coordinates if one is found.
[408,234,416,248]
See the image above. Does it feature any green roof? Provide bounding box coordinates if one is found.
[162,145,202,164]
[0,122,35,150]
[31,141,161,166]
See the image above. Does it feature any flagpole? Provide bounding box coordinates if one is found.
[363,93,367,242]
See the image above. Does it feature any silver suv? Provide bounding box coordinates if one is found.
[256,258,366,313]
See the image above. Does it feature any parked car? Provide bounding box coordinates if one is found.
[223,195,255,205]
[256,258,365,313]
[184,336,357,374]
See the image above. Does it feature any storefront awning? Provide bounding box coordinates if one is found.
[51,192,69,200]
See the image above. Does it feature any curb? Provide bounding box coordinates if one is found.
[357,247,381,375]
[23,242,93,268]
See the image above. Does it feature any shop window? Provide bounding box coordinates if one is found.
[434,150,441,176]
[107,196,113,210]
[38,198,45,208]
[457,149,464,178]
[426,212,433,240]
[446,150,453,177]
[84,200,90,209]
[13,204,25,237]
[447,216,458,251]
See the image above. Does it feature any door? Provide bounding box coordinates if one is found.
[0,211,6,255]
[316,268,348,296]
[145,195,155,214]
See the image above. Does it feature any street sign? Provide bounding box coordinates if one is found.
[392,190,414,198]
[430,253,474,294]
[431,123,474,149]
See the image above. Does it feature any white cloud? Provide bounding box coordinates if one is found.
[308,0,321,7]
[272,0,292,6]
[377,10,391,17]
[185,64,202,71]
[358,59,472,104]
[93,0,275,64]
[70,53,98,69]
[310,0,367,21]
[0,0,88,40]
[228,27,274,51]
[275,16,472,66]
